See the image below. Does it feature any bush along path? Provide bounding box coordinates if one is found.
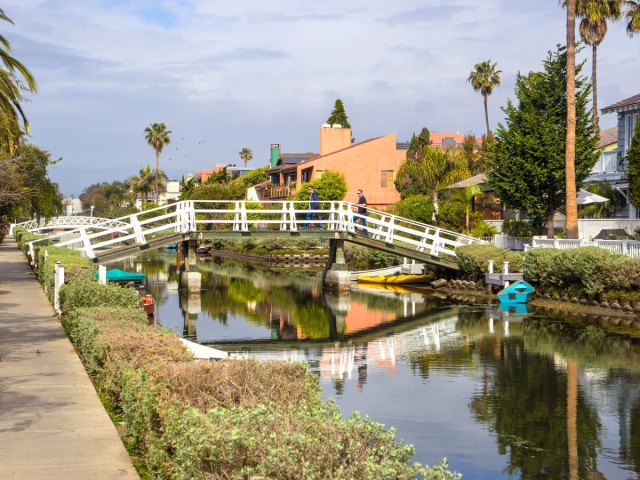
[455,244,640,331]
[0,235,139,480]
[13,227,462,480]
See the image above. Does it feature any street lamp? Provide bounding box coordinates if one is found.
[90,205,95,217]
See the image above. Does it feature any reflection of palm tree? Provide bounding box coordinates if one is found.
[567,360,579,480]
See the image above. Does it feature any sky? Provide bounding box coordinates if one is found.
[5,0,640,196]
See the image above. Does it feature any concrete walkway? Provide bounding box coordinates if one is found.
[0,238,138,479]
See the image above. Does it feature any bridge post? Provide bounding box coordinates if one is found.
[323,239,351,292]
[179,240,201,293]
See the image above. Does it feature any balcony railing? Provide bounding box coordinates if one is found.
[269,184,294,199]
[590,150,621,175]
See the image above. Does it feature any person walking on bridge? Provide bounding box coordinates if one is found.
[304,186,323,230]
[354,189,368,235]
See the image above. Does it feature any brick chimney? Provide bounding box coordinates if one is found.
[320,124,352,156]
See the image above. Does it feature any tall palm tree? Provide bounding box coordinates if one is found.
[0,8,37,152]
[397,147,470,216]
[467,61,502,136]
[576,0,623,133]
[129,164,154,203]
[626,0,640,34]
[144,122,172,204]
[239,147,253,168]
[565,0,580,239]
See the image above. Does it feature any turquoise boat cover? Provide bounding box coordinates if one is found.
[94,268,145,282]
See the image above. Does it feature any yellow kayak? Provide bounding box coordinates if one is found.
[356,274,430,284]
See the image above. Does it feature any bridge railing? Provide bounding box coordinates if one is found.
[28,200,483,261]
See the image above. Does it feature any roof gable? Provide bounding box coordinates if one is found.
[602,93,640,114]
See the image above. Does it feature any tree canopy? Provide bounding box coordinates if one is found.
[239,147,253,168]
[293,170,348,204]
[486,45,598,237]
[0,8,37,152]
[468,60,501,135]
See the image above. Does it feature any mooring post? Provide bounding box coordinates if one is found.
[323,239,351,292]
[488,260,494,274]
[98,265,107,285]
[54,261,64,314]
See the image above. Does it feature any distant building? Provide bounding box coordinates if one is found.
[63,197,83,215]
[158,180,181,205]
[194,164,252,183]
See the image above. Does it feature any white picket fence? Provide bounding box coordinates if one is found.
[529,238,640,258]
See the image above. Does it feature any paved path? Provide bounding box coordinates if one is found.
[0,238,138,479]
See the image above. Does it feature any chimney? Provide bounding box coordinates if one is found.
[270,144,281,168]
[319,125,352,156]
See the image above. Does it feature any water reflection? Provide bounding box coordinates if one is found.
[109,251,640,479]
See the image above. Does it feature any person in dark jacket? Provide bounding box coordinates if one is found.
[354,189,368,235]
[304,186,323,230]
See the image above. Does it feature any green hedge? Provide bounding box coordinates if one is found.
[455,244,524,280]
[35,246,94,300]
[61,278,140,312]
[61,303,460,479]
[524,247,640,299]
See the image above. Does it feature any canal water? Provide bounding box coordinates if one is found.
[111,250,640,479]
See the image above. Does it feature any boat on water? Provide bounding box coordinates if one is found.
[94,268,145,284]
[164,243,178,250]
[497,280,535,304]
[356,273,430,285]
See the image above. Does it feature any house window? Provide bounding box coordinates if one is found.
[381,170,394,188]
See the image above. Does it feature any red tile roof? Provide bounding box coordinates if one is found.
[596,127,618,149]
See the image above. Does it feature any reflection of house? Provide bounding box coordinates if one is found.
[268,125,408,209]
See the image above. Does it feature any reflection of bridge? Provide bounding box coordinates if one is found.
[24,200,483,269]
[10,216,129,234]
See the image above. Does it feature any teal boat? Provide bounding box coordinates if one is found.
[94,268,145,283]
[497,280,535,304]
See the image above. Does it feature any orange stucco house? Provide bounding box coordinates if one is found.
[268,125,407,209]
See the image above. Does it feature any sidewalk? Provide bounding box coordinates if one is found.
[0,238,138,479]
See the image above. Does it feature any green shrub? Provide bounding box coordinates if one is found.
[501,219,536,237]
[455,244,524,280]
[37,246,94,299]
[263,237,287,251]
[345,245,402,270]
[241,238,257,251]
[392,194,435,224]
[471,221,498,238]
[61,278,141,313]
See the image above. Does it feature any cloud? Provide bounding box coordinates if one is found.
[3,0,638,195]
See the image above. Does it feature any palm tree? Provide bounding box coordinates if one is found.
[467,61,502,136]
[565,0,580,239]
[239,147,253,168]
[576,0,623,133]
[0,8,37,152]
[397,147,470,217]
[626,0,640,34]
[144,122,172,204]
[129,164,155,203]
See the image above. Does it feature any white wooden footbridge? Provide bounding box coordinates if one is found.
[9,215,129,234]
[20,200,484,269]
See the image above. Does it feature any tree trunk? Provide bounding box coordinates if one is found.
[565,0,579,239]
[547,208,555,239]
[155,151,160,205]
[432,189,439,221]
[592,45,599,135]
[484,93,491,136]
[567,360,579,480]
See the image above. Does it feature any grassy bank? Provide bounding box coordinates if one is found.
[14,227,460,480]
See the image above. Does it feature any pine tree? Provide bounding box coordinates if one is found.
[627,121,640,209]
[486,45,598,238]
[406,128,431,161]
[327,99,351,129]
